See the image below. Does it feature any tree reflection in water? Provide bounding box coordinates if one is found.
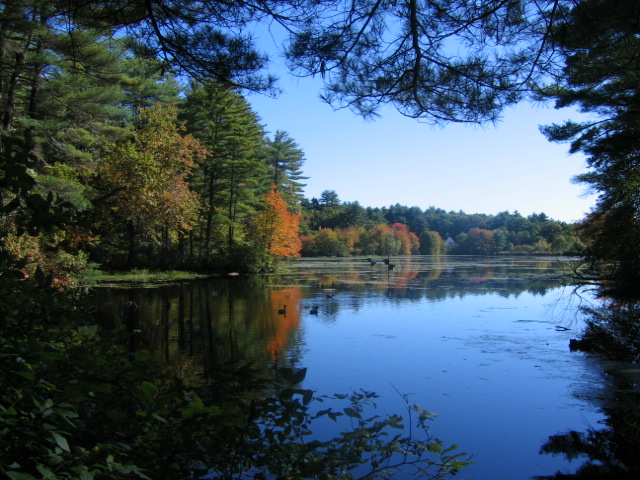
[537,299,640,479]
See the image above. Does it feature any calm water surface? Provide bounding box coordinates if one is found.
[94,256,609,480]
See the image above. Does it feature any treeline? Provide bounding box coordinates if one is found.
[0,5,587,283]
[2,48,308,277]
[298,193,584,256]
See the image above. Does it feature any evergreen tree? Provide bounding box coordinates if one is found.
[181,82,266,262]
[263,130,308,209]
[541,0,640,287]
[338,201,369,228]
[43,0,571,124]
[0,5,152,278]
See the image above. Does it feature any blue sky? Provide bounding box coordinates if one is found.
[247,72,595,224]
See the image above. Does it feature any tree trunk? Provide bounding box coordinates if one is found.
[127,219,137,269]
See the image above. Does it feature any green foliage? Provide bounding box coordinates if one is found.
[88,269,209,285]
[300,200,582,257]
[222,242,277,274]
[181,82,267,263]
[301,229,349,257]
[453,228,496,255]
[285,0,559,123]
[420,231,443,255]
[540,0,640,287]
[576,303,640,362]
[0,0,588,274]
[263,131,308,209]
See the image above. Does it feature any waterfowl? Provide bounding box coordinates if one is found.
[310,305,319,315]
[278,305,287,315]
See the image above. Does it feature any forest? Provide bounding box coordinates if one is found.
[299,198,583,257]
[0,34,585,278]
[3,1,640,479]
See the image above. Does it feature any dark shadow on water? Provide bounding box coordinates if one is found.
[535,298,640,480]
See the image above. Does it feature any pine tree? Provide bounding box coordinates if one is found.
[263,130,308,209]
[541,0,640,287]
[181,82,266,262]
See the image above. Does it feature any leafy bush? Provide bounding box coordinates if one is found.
[223,242,276,273]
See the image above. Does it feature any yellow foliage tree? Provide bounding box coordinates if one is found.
[96,104,206,263]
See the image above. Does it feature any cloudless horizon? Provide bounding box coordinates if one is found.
[247,72,596,224]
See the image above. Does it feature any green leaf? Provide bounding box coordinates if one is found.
[51,431,70,452]
[135,349,151,362]
[6,472,38,480]
[152,413,167,423]
[37,351,64,362]
[182,397,204,419]
[36,465,56,479]
[14,371,35,381]
[133,381,158,406]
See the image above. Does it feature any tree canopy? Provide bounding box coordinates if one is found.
[540,0,640,288]
[0,0,603,125]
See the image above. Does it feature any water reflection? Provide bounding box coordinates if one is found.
[287,255,570,301]
[534,298,640,480]
[94,256,571,374]
[94,277,308,384]
[92,255,612,480]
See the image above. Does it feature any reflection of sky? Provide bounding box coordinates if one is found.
[297,284,605,480]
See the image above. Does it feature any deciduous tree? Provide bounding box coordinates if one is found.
[95,104,205,267]
[456,227,496,255]
[252,186,302,258]
[301,228,349,257]
[392,222,420,255]
[420,230,443,255]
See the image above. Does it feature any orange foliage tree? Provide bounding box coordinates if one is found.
[252,186,302,258]
[338,226,364,254]
[391,223,420,254]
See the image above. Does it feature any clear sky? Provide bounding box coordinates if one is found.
[247,72,595,224]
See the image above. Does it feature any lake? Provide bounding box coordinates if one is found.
[93,255,611,479]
